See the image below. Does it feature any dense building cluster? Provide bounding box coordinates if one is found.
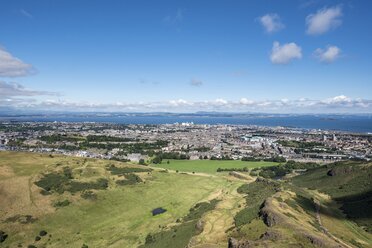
[1,121,371,163]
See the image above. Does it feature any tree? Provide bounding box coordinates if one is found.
[152,156,162,164]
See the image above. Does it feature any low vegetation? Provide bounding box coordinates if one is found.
[252,160,320,179]
[141,199,220,248]
[116,173,142,185]
[0,151,224,247]
[106,164,151,175]
[234,179,279,226]
[35,168,108,194]
[1,151,371,247]
[292,161,372,233]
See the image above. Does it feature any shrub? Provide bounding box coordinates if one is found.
[81,190,97,200]
[53,199,70,208]
[116,173,142,186]
[107,165,151,175]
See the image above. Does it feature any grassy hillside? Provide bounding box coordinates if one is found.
[0,151,229,247]
[292,161,372,233]
[1,152,371,248]
[227,161,372,248]
[151,159,277,174]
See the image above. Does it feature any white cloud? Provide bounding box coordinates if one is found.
[169,99,190,107]
[270,41,302,64]
[215,98,228,105]
[0,47,34,77]
[190,78,203,87]
[259,13,284,33]
[314,45,341,63]
[239,98,254,105]
[323,95,351,104]
[306,6,342,35]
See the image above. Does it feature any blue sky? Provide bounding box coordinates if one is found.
[0,0,372,113]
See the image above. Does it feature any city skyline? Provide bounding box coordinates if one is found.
[1,0,372,113]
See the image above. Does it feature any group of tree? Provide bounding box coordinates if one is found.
[263,156,286,163]
[252,160,320,179]
[210,155,233,160]
[216,167,249,172]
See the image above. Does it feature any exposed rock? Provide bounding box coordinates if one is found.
[195,219,204,232]
[260,211,278,227]
[255,177,268,183]
[260,230,281,241]
[327,166,353,176]
[228,237,253,248]
[259,200,283,227]
[305,234,327,247]
[228,237,239,248]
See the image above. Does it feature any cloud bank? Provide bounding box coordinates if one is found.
[1,83,371,113]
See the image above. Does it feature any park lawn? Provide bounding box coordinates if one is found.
[151,159,279,174]
[0,151,229,248]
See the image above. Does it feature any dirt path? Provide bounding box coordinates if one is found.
[314,199,353,248]
[189,179,247,248]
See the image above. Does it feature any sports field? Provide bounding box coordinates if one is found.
[151,159,278,174]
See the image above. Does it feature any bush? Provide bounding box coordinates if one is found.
[53,199,70,208]
[217,167,249,172]
[107,165,151,175]
[116,173,142,186]
[81,190,97,200]
[68,178,108,193]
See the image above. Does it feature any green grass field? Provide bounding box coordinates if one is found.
[2,152,371,248]
[151,159,278,174]
[0,151,230,248]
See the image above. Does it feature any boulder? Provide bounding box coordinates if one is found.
[228,237,253,248]
[260,230,281,241]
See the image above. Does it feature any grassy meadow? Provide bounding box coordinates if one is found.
[0,151,232,247]
[1,151,371,248]
[151,159,278,174]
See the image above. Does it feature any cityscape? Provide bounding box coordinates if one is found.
[1,0,372,247]
[1,121,371,163]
